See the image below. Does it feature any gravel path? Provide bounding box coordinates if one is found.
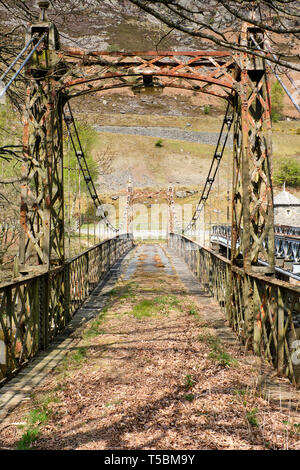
[94,125,233,147]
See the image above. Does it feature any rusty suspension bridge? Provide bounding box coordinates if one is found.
[0,2,300,390]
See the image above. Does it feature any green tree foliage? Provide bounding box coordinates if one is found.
[271,80,284,123]
[273,158,300,187]
[64,121,99,194]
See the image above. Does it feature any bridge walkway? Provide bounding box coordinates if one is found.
[0,244,299,449]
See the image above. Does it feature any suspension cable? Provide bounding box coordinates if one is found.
[168,185,181,233]
[63,102,118,234]
[183,99,234,234]
[0,33,47,101]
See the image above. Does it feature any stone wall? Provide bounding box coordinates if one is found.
[274,205,300,226]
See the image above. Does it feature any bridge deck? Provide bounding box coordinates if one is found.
[0,244,299,450]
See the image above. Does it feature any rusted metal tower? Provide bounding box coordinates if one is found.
[19,1,65,273]
[231,24,275,275]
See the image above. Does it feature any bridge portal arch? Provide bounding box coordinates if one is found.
[20,3,274,278]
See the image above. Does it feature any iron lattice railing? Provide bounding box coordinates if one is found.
[168,233,300,387]
[0,236,133,384]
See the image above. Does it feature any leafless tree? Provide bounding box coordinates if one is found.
[126,0,300,71]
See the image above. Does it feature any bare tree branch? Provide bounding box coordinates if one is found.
[126,0,300,71]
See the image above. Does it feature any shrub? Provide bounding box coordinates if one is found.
[64,121,99,194]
